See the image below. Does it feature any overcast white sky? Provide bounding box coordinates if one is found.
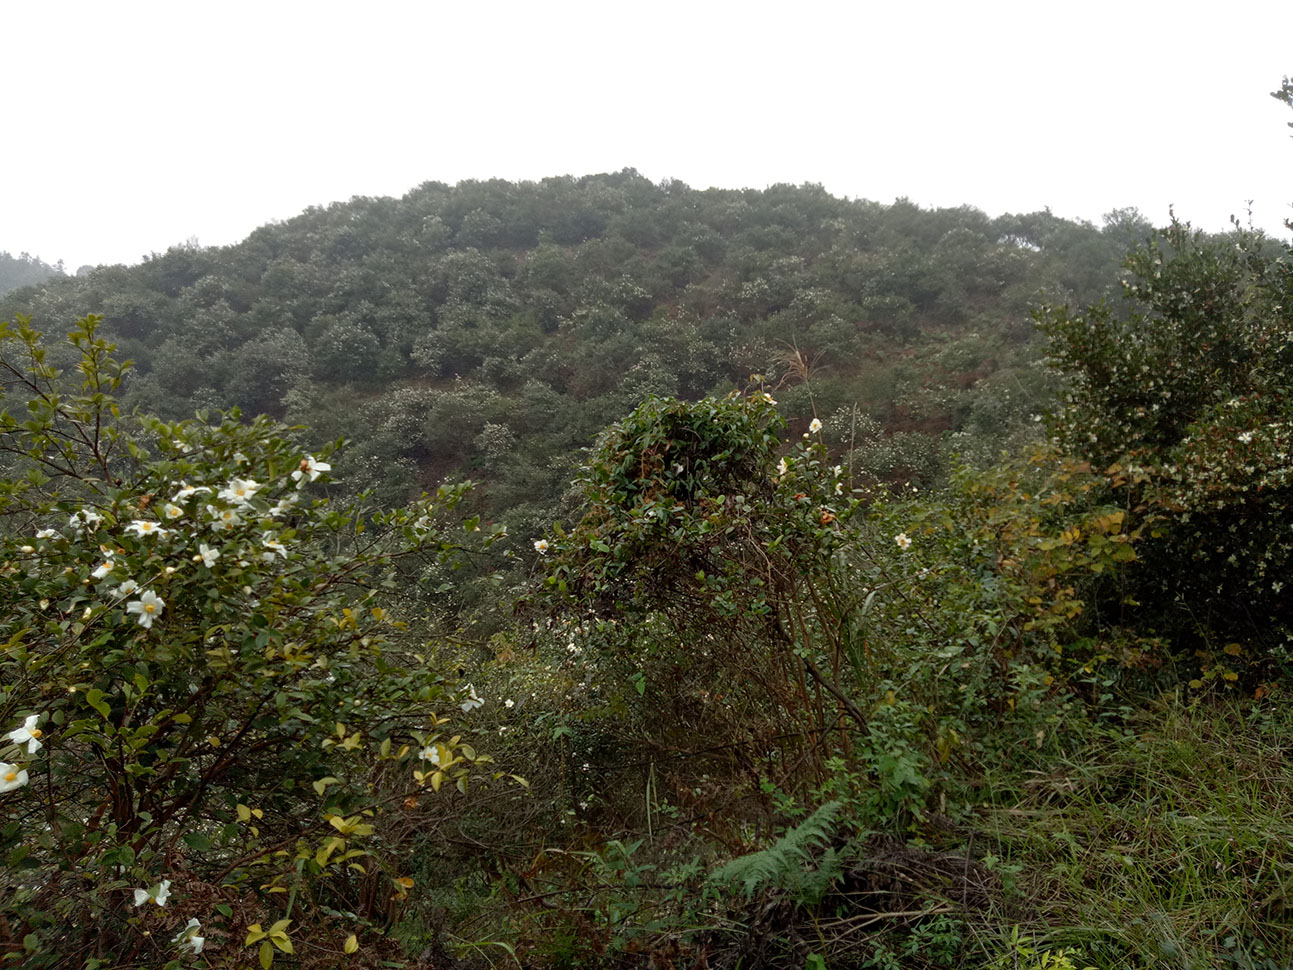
[5,0,1292,269]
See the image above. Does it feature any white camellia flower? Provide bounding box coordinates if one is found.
[171,482,211,502]
[291,455,331,485]
[126,519,168,538]
[261,533,288,560]
[7,715,44,754]
[126,590,165,629]
[132,879,171,907]
[161,503,184,520]
[207,505,242,531]
[533,539,549,554]
[809,417,823,434]
[218,478,260,505]
[194,543,220,568]
[69,509,103,534]
[174,918,204,954]
[269,495,297,517]
[91,557,117,580]
[777,457,788,477]
[418,744,443,766]
[35,528,57,539]
[459,685,484,713]
[895,533,913,551]
[116,579,139,597]
[0,762,29,793]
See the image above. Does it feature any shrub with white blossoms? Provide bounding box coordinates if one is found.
[0,315,508,967]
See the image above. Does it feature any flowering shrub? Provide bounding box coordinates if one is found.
[1038,222,1293,676]
[0,316,502,967]
[533,393,869,750]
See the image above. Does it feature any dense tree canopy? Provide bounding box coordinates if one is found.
[0,175,1150,554]
[0,251,64,296]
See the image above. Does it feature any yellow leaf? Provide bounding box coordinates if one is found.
[344,934,359,954]
[316,836,343,867]
[237,804,252,822]
[1223,671,1239,682]
[245,924,266,946]
[1223,642,1243,656]
[259,940,273,969]
[395,876,415,889]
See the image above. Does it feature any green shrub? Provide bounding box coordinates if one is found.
[0,315,505,967]
[1038,221,1293,675]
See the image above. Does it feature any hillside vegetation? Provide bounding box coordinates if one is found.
[0,251,64,297]
[2,175,1150,538]
[3,94,1293,969]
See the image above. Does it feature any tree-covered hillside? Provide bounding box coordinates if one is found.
[7,140,1293,970]
[0,251,64,296]
[0,175,1151,542]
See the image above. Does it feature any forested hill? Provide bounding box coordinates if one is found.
[1,171,1151,536]
[0,251,64,296]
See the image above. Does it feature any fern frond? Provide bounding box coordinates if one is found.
[707,799,844,904]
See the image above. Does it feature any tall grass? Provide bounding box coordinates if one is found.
[979,693,1293,970]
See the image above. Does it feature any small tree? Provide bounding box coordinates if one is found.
[0,315,502,968]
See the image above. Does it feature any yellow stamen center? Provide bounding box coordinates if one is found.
[31,729,41,739]
[145,604,156,614]
[4,772,17,782]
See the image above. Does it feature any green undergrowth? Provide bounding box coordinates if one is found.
[977,692,1293,970]
[432,692,1293,970]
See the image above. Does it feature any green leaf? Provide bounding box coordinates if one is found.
[84,688,110,720]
